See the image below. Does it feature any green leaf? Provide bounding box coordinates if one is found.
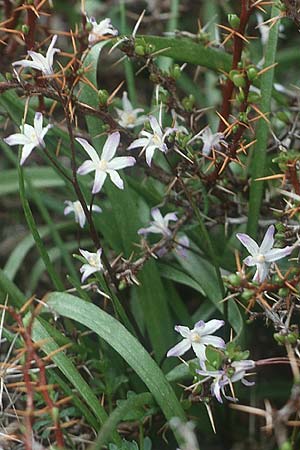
[45,292,186,430]
[134,36,231,72]
[91,393,153,449]
[32,319,118,438]
[133,260,174,365]
[0,166,64,197]
[247,5,280,238]
[18,164,64,291]
[3,223,72,281]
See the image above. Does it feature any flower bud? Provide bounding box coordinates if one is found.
[228,14,240,29]
[182,95,195,112]
[278,287,289,297]
[287,332,298,344]
[134,44,145,56]
[236,88,245,103]
[273,332,286,344]
[247,66,258,81]
[85,21,93,32]
[98,89,109,106]
[171,64,181,80]
[146,43,156,53]
[227,273,242,287]
[232,74,246,88]
[21,24,30,35]
[247,92,261,103]
[241,289,253,302]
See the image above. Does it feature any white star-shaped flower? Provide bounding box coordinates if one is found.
[115,91,145,129]
[128,115,175,166]
[190,126,227,156]
[64,200,102,228]
[12,35,59,75]
[236,225,293,283]
[87,17,118,44]
[4,112,52,165]
[167,319,225,363]
[76,132,136,194]
[79,248,103,282]
[197,360,255,403]
[138,207,178,238]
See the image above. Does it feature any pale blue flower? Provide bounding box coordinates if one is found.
[167,320,225,362]
[12,35,59,75]
[64,200,102,228]
[237,225,293,282]
[138,207,177,238]
[87,17,118,44]
[4,112,52,165]
[79,248,103,282]
[197,360,255,403]
[76,132,136,194]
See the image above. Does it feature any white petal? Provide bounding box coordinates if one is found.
[76,137,100,163]
[127,138,149,150]
[40,123,52,142]
[77,160,95,175]
[243,255,256,267]
[174,325,191,338]
[122,91,133,112]
[253,263,269,282]
[80,264,98,282]
[149,115,162,136]
[12,59,44,71]
[265,246,293,262]
[191,342,206,361]
[46,35,59,71]
[91,205,102,213]
[79,249,93,260]
[64,204,73,216]
[151,208,163,222]
[34,112,43,135]
[4,133,30,146]
[20,143,36,165]
[145,145,156,166]
[201,335,225,349]
[236,233,259,256]
[197,319,224,336]
[164,212,178,225]
[101,132,120,161]
[167,339,191,357]
[77,210,86,228]
[107,156,136,170]
[92,170,107,193]
[259,225,275,253]
[138,225,163,235]
[108,170,124,189]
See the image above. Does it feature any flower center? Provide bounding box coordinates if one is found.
[88,254,99,268]
[125,113,136,125]
[30,131,39,143]
[152,133,161,145]
[98,159,108,171]
[190,332,201,343]
[256,254,266,263]
[74,201,82,214]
